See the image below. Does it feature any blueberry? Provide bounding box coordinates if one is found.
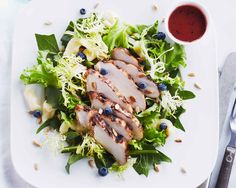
[33,110,42,118]
[98,167,108,176]
[158,83,167,91]
[80,8,86,15]
[138,82,147,89]
[140,61,146,66]
[115,134,123,142]
[155,32,166,40]
[103,107,113,115]
[159,122,167,131]
[100,68,108,75]
[76,51,86,60]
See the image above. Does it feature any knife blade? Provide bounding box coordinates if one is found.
[215,86,236,188]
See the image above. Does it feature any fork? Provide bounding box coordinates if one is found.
[216,97,236,188]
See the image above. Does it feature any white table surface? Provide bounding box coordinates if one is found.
[0,0,236,187]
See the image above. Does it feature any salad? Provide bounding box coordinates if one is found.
[20,11,195,177]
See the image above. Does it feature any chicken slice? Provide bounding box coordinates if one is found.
[101,114,132,141]
[111,48,139,67]
[75,105,97,132]
[85,69,133,113]
[89,91,143,140]
[95,61,146,112]
[92,114,128,165]
[113,60,160,98]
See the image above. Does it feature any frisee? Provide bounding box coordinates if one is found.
[55,54,87,106]
[76,134,105,159]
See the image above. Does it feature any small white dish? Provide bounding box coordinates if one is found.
[165,1,210,45]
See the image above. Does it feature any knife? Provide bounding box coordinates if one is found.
[206,53,236,188]
[215,86,236,188]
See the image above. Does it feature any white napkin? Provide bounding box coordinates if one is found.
[0,1,34,188]
[208,53,236,188]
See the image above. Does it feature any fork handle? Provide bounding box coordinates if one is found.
[216,146,236,188]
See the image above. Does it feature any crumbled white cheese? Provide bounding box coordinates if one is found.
[43,130,67,155]
[160,91,183,115]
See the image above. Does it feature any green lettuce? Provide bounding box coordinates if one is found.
[20,51,59,87]
[103,20,129,51]
[130,144,171,176]
[35,34,59,53]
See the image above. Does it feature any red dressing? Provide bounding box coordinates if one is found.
[168,5,207,42]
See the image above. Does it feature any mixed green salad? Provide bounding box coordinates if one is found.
[20,12,195,177]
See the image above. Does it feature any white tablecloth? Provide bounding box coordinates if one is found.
[1,0,236,187]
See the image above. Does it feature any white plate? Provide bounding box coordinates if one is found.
[11,0,219,187]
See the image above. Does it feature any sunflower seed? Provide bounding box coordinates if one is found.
[152,4,158,11]
[32,140,41,147]
[180,167,187,174]
[88,159,95,168]
[94,3,99,9]
[175,139,182,143]
[34,163,39,171]
[44,21,52,26]
[194,82,202,89]
[154,164,160,172]
[187,72,195,77]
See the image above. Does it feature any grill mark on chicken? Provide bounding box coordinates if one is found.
[101,114,132,141]
[75,105,97,132]
[129,96,136,103]
[113,60,160,98]
[92,114,128,165]
[88,91,143,140]
[85,69,133,113]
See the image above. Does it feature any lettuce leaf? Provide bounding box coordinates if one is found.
[130,144,171,176]
[61,21,74,47]
[143,127,166,147]
[65,153,84,174]
[168,106,186,131]
[35,34,59,53]
[178,90,195,100]
[36,116,61,134]
[137,103,161,128]
[103,21,129,51]
[20,51,59,87]
[163,43,186,70]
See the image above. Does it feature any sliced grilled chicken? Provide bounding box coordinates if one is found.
[92,114,128,165]
[113,60,160,98]
[75,105,97,131]
[89,91,143,140]
[112,104,143,140]
[85,69,133,113]
[95,61,146,112]
[101,114,132,141]
[111,48,139,67]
